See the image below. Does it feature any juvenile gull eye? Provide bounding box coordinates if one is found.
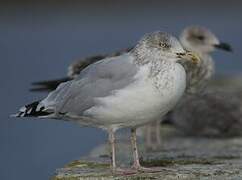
[196,35,205,41]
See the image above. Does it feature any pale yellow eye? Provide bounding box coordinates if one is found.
[159,42,170,49]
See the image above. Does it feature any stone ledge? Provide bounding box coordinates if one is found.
[52,128,242,180]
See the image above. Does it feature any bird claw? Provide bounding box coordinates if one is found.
[132,166,162,173]
[112,167,137,176]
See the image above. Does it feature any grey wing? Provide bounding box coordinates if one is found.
[40,53,138,118]
[67,55,107,78]
[30,47,133,92]
[68,47,134,78]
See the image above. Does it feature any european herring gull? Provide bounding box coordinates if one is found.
[13,32,199,172]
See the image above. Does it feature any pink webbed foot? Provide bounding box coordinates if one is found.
[132,165,163,173]
[111,167,138,176]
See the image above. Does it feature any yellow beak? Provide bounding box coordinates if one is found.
[177,51,200,64]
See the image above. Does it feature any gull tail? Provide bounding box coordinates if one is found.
[11,100,54,118]
[30,77,71,92]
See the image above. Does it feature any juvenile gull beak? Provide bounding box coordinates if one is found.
[177,51,200,64]
[214,42,233,52]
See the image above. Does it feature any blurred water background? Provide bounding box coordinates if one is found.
[1,1,242,179]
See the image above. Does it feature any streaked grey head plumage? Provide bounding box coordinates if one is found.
[180,26,219,53]
[141,32,184,51]
[133,31,185,64]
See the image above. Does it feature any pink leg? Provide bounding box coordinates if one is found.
[131,128,160,173]
[155,120,162,146]
[131,128,162,173]
[145,124,153,150]
[131,128,141,169]
[108,129,137,175]
[108,129,116,170]
[145,121,161,151]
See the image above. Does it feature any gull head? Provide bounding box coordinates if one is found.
[134,31,200,65]
[180,26,232,54]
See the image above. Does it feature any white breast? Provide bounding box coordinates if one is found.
[83,62,186,130]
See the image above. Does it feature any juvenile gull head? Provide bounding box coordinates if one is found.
[179,26,232,93]
[180,25,232,54]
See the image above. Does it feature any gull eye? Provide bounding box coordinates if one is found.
[159,42,170,49]
[196,35,205,41]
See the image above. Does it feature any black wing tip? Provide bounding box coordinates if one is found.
[12,100,53,118]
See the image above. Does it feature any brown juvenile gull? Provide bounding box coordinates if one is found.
[168,89,242,137]
[12,32,199,173]
[166,74,242,137]
[180,26,232,94]
[162,26,233,136]
[209,74,242,93]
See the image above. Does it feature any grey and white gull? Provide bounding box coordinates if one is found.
[13,32,199,172]
[29,25,232,145]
